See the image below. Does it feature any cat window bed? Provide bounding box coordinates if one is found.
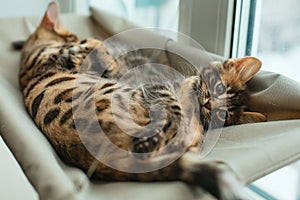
[0,6,300,200]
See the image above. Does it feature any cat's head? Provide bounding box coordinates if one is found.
[22,2,78,52]
[198,56,266,130]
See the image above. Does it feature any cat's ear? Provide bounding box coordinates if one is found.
[41,1,60,31]
[239,112,267,124]
[227,57,262,84]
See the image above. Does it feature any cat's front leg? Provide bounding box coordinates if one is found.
[178,76,205,151]
[130,117,180,159]
[130,112,203,159]
[131,128,162,155]
[69,38,124,78]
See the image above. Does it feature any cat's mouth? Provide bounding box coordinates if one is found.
[203,100,211,110]
[199,98,228,130]
[198,98,211,131]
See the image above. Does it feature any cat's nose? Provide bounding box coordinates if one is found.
[204,101,211,110]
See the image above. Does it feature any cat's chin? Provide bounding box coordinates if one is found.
[200,113,210,132]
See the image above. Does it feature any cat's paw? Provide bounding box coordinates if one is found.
[131,133,161,153]
[131,129,162,159]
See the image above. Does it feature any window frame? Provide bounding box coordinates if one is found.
[231,0,262,58]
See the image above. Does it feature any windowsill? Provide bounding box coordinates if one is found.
[250,162,300,200]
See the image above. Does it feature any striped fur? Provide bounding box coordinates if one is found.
[17,2,266,199]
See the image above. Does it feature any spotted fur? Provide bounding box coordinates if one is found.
[17,2,266,199]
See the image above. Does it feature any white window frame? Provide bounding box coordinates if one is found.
[178,0,263,58]
[231,0,262,58]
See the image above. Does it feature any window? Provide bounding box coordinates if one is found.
[235,0,300,199]
[88,0,235,58]
[254,0,300,83]
[234,0,300,83]
[89,0,179,30]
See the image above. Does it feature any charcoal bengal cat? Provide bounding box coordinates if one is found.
[17,2,266,199]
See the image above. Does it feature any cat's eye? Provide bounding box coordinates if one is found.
[218,110,227,120]
[216,83,226,95]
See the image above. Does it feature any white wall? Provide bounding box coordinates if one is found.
[0,0,53,18]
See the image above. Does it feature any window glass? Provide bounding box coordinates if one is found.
[253,0,300,82]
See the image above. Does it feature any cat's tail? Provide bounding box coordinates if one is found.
[90,151,247,200]
[175,152,247,199]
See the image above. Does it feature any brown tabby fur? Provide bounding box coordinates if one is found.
[18,2,266,199]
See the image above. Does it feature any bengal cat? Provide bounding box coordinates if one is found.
[17,2,266,199]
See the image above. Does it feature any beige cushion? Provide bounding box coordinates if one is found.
[0,7,299,200]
